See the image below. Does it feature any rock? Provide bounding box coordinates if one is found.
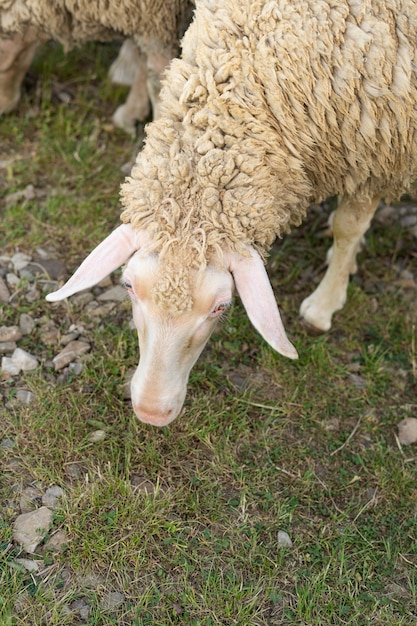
[19,313,35,335]
[0,276,10,303]
[14,558,41,573]
[11,348,38,372]
[43,530,69,553]
[68,598,90,620]
[20,486,43,513]
[397,417,417,445]
[277,530,293,548]
[25,285,40,302]
[0,326,22,342]
[13,506,54,553]
[16,389,35,404]
[11,252,31,273]
[6,273,19,287]
[52,341,90,370]
[26,258,67,280]
[42,485,64,508]
[97,285,127,302]
[100,591,125,611]
[1,356,21,376]
[1,438,16,449]
[0,342,17,354]
[89,430,106,443]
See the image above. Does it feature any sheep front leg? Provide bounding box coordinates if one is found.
[0,27,41,114]
[299,195,380,332]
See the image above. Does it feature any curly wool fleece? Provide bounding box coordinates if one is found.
[120,0,417,312]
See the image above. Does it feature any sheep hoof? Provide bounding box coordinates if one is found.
[299,317,328,336]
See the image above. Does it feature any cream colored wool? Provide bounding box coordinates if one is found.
[0,0,194,54]
[120,0,417,313]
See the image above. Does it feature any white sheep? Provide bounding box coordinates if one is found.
[0,0,195,130]
[46,0,417,427]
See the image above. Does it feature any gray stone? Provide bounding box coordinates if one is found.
[42,485,64,508]
[14,558,41,573]
[0,342,17,354]
[25,286,40,302]
[16,389,35,404]
[13,506,54,553]
[11,348,38,372]
[26,258,67,280]
[20,486,43,513]
[89,430,106,443]
[43,529,68,552]
[1,438,16,449]
[52,341,90,370]
[0,326,22,342]
[100,591,125,611]
[19,313,35,335]
[1,356,20,376]
[6,273,19,287]
[97,285,127,302]
[277,530,293,548]
[11,252,31,273]
[0,276,10,303]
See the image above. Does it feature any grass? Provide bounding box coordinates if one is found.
[1,40,417,625]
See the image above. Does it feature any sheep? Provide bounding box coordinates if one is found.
[0,0,195,130]
[46,0,417,427]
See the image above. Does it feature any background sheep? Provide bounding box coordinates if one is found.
[0,0,195,130]
[46,0,417,427]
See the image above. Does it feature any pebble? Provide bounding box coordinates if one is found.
[0,276,10,303]
[42,485,64,508]
[16,389,35,404]
[6,272,19,287]
[100,591,125,611]
[20,486,43,513]
[19,313,35,335]
[89,430,106,443]
[277,530,293,548]
[10,348,39,372]
[52,340,91,371]
[0,326,22,342]
[12,252,31,273]
[13,506,54,553]
[0,342,17,354]
[97,285,127,302]
[14,558,41,573]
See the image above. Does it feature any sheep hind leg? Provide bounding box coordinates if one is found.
[299,195,380,332]
[0,27,41,114]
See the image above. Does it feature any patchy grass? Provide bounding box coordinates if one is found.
[1,41,417,626]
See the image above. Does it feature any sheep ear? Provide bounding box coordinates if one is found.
[46,223,143,301]
[227,246,298,359]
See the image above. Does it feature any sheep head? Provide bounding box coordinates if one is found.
[46,223,297,426]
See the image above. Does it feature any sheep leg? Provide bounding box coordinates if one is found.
[112,43,151,133]
[299,195,380,332]
[0,26,41,114]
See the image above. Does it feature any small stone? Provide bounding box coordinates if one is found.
[13,506,54,553]
[14,558,41,573]
[11,252,31,273]
[89,430,106,443]
[0,276,10,303]
[43,530,68,552]
[16,389,35,404]
[26,258,67,280]
[20,486,43,513]
[277,530,293,548]
[42,485,64,508]
[1,356,21,376]
[69,598,90,620]
[0,342,17,354]
[52,341,90,371]
[397,417,417,445]
[19,314,35,335]
[1,438,16,449]
[6,273,19,287]
[0,326,22,342]
[11,348,38,372]
[97,285,127,302]
[25,286,40,302]
[100,591,125,611]
[85,302,116,318]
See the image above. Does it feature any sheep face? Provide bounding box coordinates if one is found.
[122,253,234,426]
[46,224,297,426]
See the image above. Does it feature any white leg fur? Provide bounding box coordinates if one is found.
[300,196,380,331]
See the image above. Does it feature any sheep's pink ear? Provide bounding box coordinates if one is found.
[227,246,298,359]
[46,224,144,301]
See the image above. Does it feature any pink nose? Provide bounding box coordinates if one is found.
[133,405,177,427]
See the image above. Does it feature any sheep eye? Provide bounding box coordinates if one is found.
[210,302,230,318]
[121,277,134,298]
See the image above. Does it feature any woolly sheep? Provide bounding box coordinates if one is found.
[0,0,195,130]
[46,0,417,427]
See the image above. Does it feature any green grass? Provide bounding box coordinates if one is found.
[1,41,417,625]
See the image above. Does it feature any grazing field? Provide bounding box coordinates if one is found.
[1,41,417,625]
